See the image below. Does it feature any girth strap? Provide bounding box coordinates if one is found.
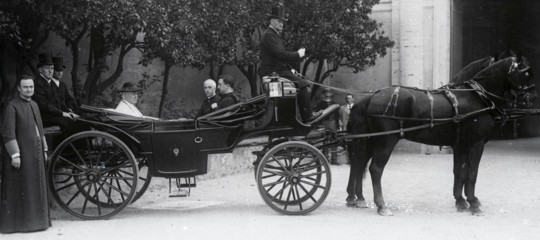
[442,89,460,145]
[443,89,460,121]
[427,92,434,128]
[384,87,400,116]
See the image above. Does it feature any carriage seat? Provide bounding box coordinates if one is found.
[196,95,267,126]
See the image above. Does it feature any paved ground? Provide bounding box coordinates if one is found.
[3,137,540,240]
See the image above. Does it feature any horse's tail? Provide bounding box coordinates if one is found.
[347,96,370,135]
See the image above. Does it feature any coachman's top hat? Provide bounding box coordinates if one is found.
[52,56,66,71]
[118,82,142,93]
[267,6,288,21]
[38,53,54,67]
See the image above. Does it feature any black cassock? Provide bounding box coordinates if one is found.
[1,95,50,233]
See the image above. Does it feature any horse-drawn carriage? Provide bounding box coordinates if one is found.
[45,77,340,220]
[45,54,538,220]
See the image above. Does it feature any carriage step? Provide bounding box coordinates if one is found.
[168,177,196,197]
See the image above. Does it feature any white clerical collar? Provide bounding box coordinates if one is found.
[52,78,60,87]
[19,94,31,102]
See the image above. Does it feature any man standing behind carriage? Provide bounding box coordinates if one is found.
[258,5,321,123]
[1,75,51,233]
[33,53,79,136]
[51,56,78,113]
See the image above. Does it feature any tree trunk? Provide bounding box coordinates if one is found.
[236,63,259,97]
[310,59,325,100]
[158,62,172,117]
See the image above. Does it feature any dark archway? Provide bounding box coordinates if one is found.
[458,0,540,137]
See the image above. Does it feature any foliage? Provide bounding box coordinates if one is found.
[284,0,394,83]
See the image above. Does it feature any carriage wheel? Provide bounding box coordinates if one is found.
[256,141,331,215]
[131,157,152,203]
[48,131,138,220]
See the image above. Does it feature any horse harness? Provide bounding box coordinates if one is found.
[362,80,505,145]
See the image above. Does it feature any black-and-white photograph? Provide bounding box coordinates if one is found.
[0,0,539,239]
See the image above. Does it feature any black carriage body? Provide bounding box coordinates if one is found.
[101,120,242,178]
[75,94,311,179]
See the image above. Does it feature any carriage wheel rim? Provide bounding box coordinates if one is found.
[256,141,331,215]
[48,131,139,220]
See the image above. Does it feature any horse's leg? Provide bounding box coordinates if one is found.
[464,141,485,215]
[346,140,359,205]
[452,145,469,212]
[345,139,371,208]
[369,135,399,216]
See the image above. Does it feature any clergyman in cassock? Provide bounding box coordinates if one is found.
[1,75,51,233]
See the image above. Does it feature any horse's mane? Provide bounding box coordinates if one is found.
[472,57,515,81]
[451,56,495,84]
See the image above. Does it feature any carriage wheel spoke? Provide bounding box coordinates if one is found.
[92,182,102,216]
[52,171,86,177]
[301,170,327,178]
[81,183,92,214]
[58,156,87,172]
[263,176,285,193]
[262,168,288,177]
[283,185,294,210]
[68,143,89,168]
[270,182,290,202]
[294,185,303,210]
[115,174,127,202]
[298,182,317,203]
[96,176,116,205]
[299,179,326,190]
[268,156,289,172]
[101,177,131,198]
[262,178,288,188]
[83,138,94,169]
[55,181,78,192]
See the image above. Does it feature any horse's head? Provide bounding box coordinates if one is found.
[473,56,536,108]
[506,57,536,107]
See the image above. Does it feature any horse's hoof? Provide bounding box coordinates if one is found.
[455,199,469,212]
[470,207,483,216]
[355,199,368,208]
[346,196,357,207]
[377,207,394,216]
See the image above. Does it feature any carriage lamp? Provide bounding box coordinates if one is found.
[268,72,283,98]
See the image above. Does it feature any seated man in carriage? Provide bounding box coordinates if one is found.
[115,82,158,120]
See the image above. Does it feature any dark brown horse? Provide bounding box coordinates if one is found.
[345,56,535,216]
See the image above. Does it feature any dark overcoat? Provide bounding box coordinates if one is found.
[196,95,220,118]
[258,27,301,77]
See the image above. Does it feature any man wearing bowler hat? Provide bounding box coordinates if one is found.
[115,82,158,120]
[258,5,321,123]
[51,56,78,113]
[33,53,79,136]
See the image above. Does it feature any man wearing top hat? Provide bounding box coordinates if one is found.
[33,53,79,135]
[258,5,321,123]
[51,56,78,113]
